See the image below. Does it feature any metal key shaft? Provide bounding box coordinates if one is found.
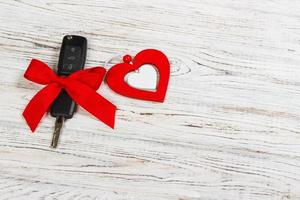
[51,116,65,148]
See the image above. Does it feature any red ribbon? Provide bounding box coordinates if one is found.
[23,59,116,132]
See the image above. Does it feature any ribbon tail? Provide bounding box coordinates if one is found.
[23,84,61,132]
[65,80,116,128]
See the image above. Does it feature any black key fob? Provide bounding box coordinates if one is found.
[50,35,87,119]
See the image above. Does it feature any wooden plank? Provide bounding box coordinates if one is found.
[0,0,299,199]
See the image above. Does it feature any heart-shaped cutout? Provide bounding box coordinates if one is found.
[106,49,170,102]
[125,64,158,91]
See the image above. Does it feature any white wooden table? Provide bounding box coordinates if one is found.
[0,0,300,199]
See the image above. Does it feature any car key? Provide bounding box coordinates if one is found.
[50,35,87,148]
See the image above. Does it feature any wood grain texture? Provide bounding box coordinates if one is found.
[0,0,300,199]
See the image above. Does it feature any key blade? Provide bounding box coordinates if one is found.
[51,116,64,148]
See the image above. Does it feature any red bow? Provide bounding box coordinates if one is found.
[23,59,116,132]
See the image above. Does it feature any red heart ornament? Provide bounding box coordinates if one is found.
[106,49,170,102]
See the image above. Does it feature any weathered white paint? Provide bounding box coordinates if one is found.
[125,64,158,91]
[0,0,300,199]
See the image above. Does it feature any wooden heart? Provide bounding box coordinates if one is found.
[106,49,170,102]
